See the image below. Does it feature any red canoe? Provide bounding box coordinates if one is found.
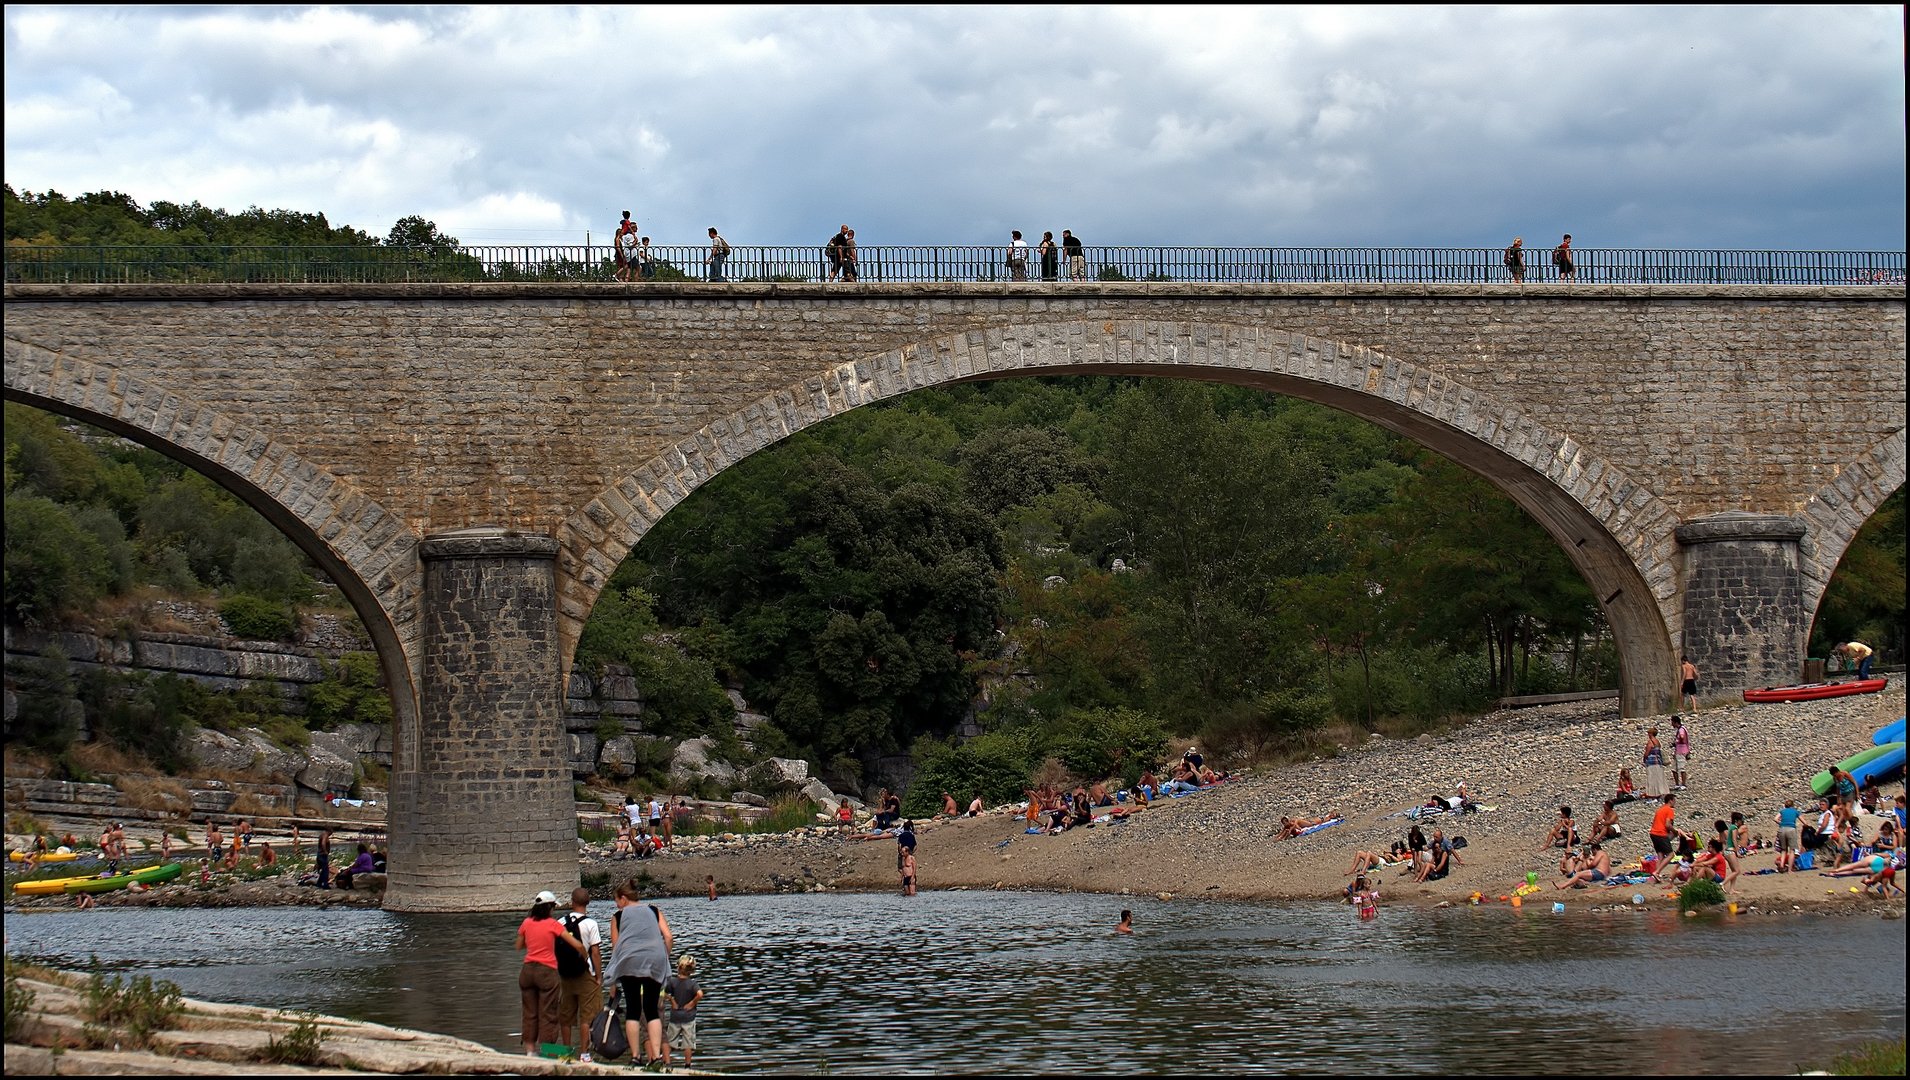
[1742,678,1889,703]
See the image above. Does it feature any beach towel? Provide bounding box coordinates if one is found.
[1295,817,1344,838]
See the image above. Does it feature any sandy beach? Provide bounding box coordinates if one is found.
[600,686,1908,915]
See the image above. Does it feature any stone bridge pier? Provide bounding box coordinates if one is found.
[1675,514,1809,696]
[390,529,576,911]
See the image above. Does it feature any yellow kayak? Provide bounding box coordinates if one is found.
[9,850,79,863]
[11,873,96,896]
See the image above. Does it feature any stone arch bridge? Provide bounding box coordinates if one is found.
[5,281,1903,910]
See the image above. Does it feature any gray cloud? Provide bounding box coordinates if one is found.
[5,5,1903,250]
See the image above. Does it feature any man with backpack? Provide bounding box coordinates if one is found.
[706,227,731,282]
[1552,234,1575,282]
[555,886,604,1062]
[825,225,850,282]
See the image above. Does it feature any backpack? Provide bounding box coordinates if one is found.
[554,912,591,979]
[589,988,629,1060]
[1552,244,1569,267]
[712,236,731,257]
[1503,245,1521,267]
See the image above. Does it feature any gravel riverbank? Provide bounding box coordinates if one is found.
[604,688,1908,915]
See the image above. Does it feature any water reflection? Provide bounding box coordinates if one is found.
[3,893,1900,1074]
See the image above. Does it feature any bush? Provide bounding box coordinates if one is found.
[264,1013,326,1065]
[4,958,36,1042]
[218,593,296,640]
[1677,877,1727,912]
[304,653,391,730]
[81,968,185,1048]
[903,730,1036,818]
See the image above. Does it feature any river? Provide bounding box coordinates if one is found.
[4,892,1902,1074]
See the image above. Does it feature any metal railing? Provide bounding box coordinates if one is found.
[5,244,1903,286]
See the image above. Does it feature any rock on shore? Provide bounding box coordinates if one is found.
[3,965,625,1075]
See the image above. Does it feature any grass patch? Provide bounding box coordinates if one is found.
[114,774,193,815]
[578,822,618,844]
[1827,1037,1906,1075]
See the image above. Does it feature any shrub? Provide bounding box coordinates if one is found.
[218,593,296,641]
[304,653,391,730]
[4,958,36,1042]
[81,968,185,1048]
[264,1013,325,1065]
[1677,877,1727,912]
[903,730,1037,818]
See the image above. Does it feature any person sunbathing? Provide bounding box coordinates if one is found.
[967,795,984,817]
[1537,806,1579,852]
[943,792,959,817]
[610,823,635,858]
[1346,849,1388,876]
[1586,801,1622,844]
[1555,843,1611,889]
[1823,853,1894,877]
[1277,813,1336,840]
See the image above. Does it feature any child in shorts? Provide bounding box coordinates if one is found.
[662,954,702,1068]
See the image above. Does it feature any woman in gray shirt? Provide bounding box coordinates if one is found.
[607,878,674,1065]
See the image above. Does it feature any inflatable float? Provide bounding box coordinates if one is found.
[1743,678,1888,703]
[1875,717,1907,746]
[8,849,79,863]
[1811,742,1907,797]
[63,862,184,896]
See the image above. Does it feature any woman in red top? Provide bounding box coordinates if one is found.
[515,890,587,1056]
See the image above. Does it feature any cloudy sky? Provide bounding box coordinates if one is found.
[4,5,1904,250]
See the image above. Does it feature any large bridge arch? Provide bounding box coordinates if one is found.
[4,339,425,716]
[556,319,1682,716]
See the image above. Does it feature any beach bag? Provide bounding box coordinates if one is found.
[590,987,628,1060]
[1795,850,1815,871]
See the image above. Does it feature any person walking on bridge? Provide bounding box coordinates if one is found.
[706,227,730,282]
[1503,237,1525,283]
[1552,234,1575,282]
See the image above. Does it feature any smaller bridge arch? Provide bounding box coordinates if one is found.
[2,338,425,756]
[1798,427,1908,624]
[556,319,1683,716]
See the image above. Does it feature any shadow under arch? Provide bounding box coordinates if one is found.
[557,320,1680,717]
[2,344,423,738]
[1798,427,1908,628]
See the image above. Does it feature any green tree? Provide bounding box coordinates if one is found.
[1101,380,1328,724]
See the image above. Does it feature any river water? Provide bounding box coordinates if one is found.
[4,891,1903,1074]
